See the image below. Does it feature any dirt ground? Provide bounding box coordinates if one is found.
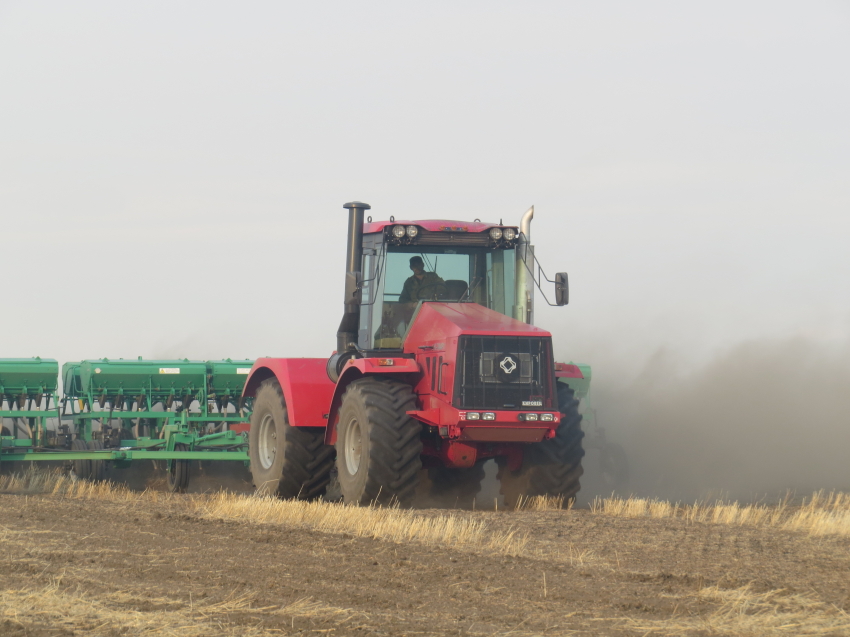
[2,480,849,636]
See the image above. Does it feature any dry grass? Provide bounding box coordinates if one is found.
[513,494,571,511]
[0,580,363,636]
[0,469,140,501]
[197,490,528,555]
[627,583,850,636]
[783,490,850,536]
[0,469,527,555]
[590,490,850,537]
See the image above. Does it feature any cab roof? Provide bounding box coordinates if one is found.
[362,219,513,234]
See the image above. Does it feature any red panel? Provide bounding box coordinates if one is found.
[408,407,559,428]
[242,358,334,428]
[421,440,523,471]
[401,304,559,445]
[554,363,584,378]
[362,219,507,234]
[440,440,478,469]
[344,357,420,374]
[459,427,547,443]
[404,302,550,344]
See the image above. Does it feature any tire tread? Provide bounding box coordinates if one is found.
[498,383,585,507]
[337,378,422,506]
[250,378,335,500]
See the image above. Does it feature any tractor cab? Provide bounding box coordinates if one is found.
[358,219,526,349]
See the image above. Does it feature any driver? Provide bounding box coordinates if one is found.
[399,256,445,303]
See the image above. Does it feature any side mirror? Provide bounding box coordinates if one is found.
[555,272,569,306]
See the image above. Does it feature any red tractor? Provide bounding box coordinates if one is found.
[242,202,587,507]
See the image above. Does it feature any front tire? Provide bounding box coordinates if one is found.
[335,378,422,506]
[498,383,585,508]
[249,378,334,499]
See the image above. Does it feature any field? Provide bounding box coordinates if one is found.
[1,472,849,636]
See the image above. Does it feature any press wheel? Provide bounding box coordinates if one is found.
[167,443,190,493]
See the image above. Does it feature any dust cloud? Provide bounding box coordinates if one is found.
[578,336,850,503]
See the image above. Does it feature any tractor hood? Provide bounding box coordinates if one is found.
[403,302,550,350]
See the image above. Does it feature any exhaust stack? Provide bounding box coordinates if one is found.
[329,201,370,381]
[515,205,534,324]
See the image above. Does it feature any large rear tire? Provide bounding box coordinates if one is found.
[498,383,585,508]
[249,378,334,499]
[335,378,422,506]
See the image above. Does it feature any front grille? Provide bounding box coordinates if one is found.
[453,336,555,410]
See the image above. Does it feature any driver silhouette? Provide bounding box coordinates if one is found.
[398,256,445,303]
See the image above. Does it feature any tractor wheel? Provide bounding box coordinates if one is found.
[86,439,106,481]
[498,384,585,509]
[167,443,190,493]
[249,378,334,499]
[1,425,11,437]
[427,462,486,509]
[70,438,91,481]
[335,378,422,506]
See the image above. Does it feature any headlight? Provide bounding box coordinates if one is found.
[489,227,503,241]
[392,225,406,238]
[406,225,418,238]
[540,413,555,422]
[466,412,480,420]
[482,412,496,420]
[503,227,517,241]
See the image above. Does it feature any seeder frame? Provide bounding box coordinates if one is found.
[0,358,252,491]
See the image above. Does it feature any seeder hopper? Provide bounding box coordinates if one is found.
[0,357,254,492]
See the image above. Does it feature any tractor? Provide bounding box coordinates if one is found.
[242,202,589,507]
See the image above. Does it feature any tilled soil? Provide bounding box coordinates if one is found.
[1,493,848,636]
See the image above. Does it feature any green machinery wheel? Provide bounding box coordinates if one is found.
[166,443,190,493]
[86,439,106,481]
[70,439,91,481]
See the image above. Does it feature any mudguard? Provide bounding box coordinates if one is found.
[555,361,596,434]
[242,358,334,428]
[555,362,590,399]
[324,357,421,445]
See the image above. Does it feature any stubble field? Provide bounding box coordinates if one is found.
[1,472,849,637]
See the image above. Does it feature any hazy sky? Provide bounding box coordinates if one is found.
[2,1,848,375]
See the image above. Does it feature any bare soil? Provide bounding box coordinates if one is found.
[1,488,848,636]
